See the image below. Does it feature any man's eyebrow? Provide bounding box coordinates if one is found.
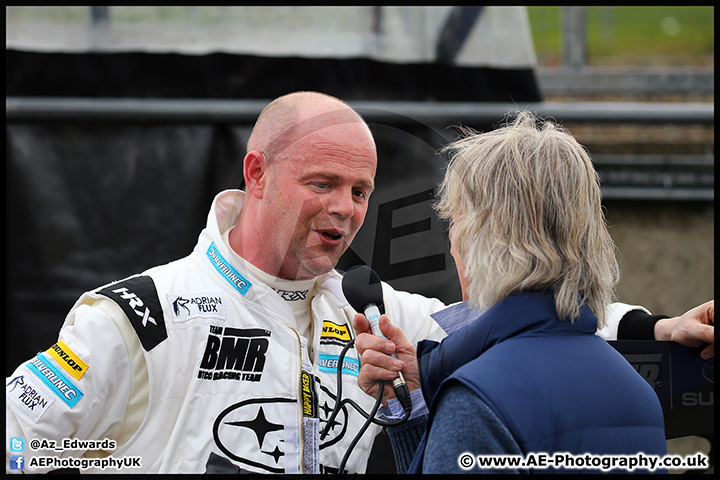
[307,172,375,192]
[355,178,375,194]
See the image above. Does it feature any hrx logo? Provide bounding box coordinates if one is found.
[111,287,157,326]
[98,276,167,351]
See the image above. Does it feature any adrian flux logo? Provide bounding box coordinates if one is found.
[173,296,191,316]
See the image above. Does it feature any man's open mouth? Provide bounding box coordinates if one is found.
[317,229,344,242]
[321,231,342,241]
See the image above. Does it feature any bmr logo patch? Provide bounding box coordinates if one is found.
[199,326,270,382]
[46,340,88,380]
[320,321,352,347]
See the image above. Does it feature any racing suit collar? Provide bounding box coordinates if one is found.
[200,189,349,316]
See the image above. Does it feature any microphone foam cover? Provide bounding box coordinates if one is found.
[341,265,384,313]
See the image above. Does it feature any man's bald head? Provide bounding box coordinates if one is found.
[232,91,378,280]
[246,91,373,162]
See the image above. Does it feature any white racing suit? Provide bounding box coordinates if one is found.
[6,189,646,474]
[6,190,446,474]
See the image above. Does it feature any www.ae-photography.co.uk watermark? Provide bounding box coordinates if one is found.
[457,451,709,472]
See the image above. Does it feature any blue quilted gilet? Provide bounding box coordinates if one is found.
[411,291,667,474]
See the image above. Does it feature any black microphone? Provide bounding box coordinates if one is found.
[342,265,412,413]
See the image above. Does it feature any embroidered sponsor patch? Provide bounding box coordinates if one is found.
[46,340,88,380]
[6,373,55,422]
[318,354,360,377]
[320,320,352,346]
[300,371,317,418]
[26,353,84,408]
[206,242,252,296]
[198,325,271,382]
[273,288,309,301]
[98,275,168,351]
[167,291,227,323]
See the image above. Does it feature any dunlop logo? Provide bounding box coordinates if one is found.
[46,341,88,380]
[320,320,352,346]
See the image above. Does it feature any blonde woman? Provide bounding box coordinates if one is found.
[363,112,670,474]
[412,112,668,473]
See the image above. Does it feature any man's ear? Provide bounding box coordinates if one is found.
[243,151,267,198]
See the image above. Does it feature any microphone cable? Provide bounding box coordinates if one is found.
[319,337,412,474]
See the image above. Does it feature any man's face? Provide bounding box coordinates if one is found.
[259,123,376,280]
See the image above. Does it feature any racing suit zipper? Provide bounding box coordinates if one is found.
[299,309,319,474]
[290,325,318,474]
[292,328,305,474]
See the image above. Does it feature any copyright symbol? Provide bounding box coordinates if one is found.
[30,439,41,450]
[458,453,475,470]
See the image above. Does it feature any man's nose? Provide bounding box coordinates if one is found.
[326,188,355,219]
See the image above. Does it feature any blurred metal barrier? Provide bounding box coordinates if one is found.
[6,96,714,201]
[6,96,714,124]
[593,154,714,202]
[537,68,715,96]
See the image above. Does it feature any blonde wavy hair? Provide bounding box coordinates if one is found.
[434,111,620,327]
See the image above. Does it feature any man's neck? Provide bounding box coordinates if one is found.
[227,213,312,281]
[222,227,316,340]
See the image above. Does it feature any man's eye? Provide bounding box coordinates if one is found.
[313,183,329,190]
[353,190,367,199]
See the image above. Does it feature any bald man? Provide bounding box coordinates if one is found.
[5,92,447,474]
[6,92,713,475]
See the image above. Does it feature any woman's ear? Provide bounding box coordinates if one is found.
[243,151,267,198]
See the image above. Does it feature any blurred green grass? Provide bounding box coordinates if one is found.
[528,6,714,67]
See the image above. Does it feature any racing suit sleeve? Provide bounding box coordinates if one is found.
[596,302,653,341]
[5,298,147,474]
